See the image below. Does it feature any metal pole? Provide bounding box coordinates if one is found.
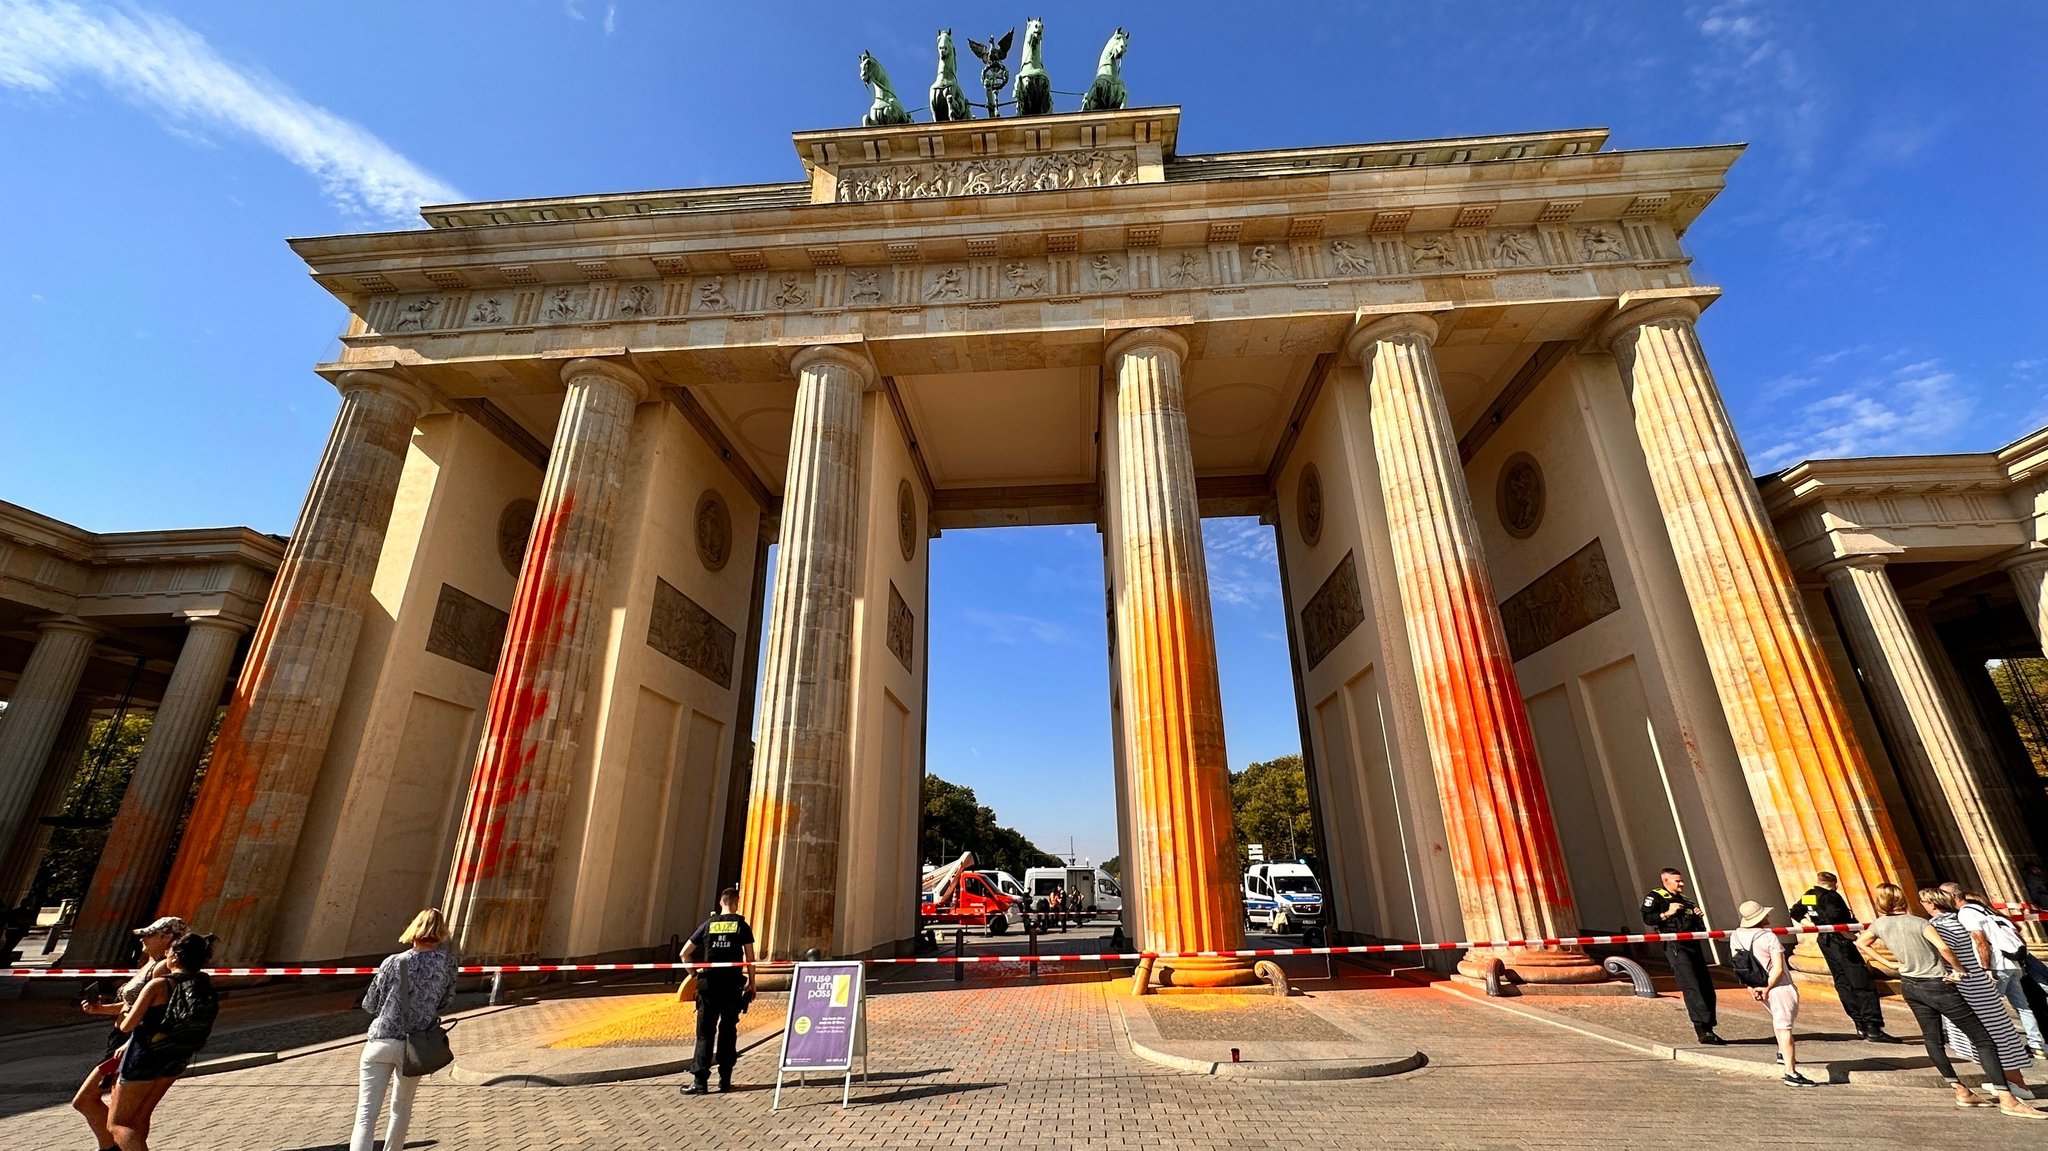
[954,927,964,983]
[489,969,504,1006]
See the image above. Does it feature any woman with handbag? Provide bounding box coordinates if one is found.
[351,908,457,1151]
[108,931,219,1150]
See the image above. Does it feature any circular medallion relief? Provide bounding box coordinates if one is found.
[497,499,537,576]
[1296,464,1324,548]
[897,479,918,562]
[1497,453,1546,539]
[695,490,732,573]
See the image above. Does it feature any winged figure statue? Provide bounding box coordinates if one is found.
[966,28,1015,117]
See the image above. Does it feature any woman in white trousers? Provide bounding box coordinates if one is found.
[351,909,457,1151]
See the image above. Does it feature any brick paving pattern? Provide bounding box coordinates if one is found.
[5,967,2046,1149]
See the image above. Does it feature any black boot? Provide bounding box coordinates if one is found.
[1862,1028,1903,1043]
[718,1073,733,1093]
[1696,1030,1727,1045]
[681,1078,709,1095]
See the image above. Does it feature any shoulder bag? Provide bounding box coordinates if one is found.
[397,952,455,1078]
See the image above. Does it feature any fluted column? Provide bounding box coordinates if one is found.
[70,616,246,962]
[1350,314,1604,984]
[2006,551,2048,649]
[1603,297,1912,908]
[0,618,101,861]
[0,696,96,904]
[1104,328,1254,988]
[445,359,652,962]
[158,370,432,963]
[739,346,870,963]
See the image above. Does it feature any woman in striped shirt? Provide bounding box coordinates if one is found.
[1922,887,2038,1107]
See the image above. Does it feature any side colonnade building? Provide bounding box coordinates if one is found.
[41,108,2038,984]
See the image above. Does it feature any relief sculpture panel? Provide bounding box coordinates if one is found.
[1300,551,1365,670]
[1498,538,1621,661]
[835,150,1140,203]
[647,576,736,688]
[425,583,511,675]
[886,581,915,671]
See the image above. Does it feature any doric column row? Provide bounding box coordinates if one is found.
[2008,551,2048,648]
[0,695,97,905]
[0,619,100,862]
[70,616,246,963]
[158,371,432,963]
[1602,299,1913,909]
[1106,329,1253,987]
[739,346,872,963]
[1349,314,1603,984]
[445,359,653,963]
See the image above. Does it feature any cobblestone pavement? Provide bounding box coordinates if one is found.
[6,968,2048,1150]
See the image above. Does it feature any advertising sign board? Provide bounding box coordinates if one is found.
[773,961,869,1108]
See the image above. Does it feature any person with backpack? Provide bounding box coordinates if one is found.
[1728,900,1815,1087]
[72,915,184,1150]
[1788,871,1897,1042]
[1948,883,2048,1055]
[351,908,458,1151]
[1924,887,2039,1105]
[107,931,218,1150]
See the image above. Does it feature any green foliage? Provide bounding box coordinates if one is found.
[1230,754,1311,871]
[1100,854,1120,878]
[920,774,1062,877]
[1990,657,2048,778]
[33,714,152,907]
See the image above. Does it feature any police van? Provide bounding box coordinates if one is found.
[1242,861,1324,935]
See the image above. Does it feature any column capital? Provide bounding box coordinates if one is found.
[1998,547,2048,573]
[29,615,102,641]
[1598,295,1705,350]
[788,344,879,391]
[558,357,656,404]
[1344,312,1439,362]
[1818,552,1895,577]
[1104,326,1189,367]
[177,613,251,638]
[333,369,435,416]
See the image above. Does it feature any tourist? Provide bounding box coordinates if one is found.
[680,886,757,1095]
[1788,871,1896,1041]
[1641,868,1721,1044]
[1728,900,1814,1087]
[2024,862,2048,914]
[108,931,220,1150]
[73,915,184,1150]
[1945,883,2046,1054]
[1923,887,2039,1105]
[350,909,458,1151]
[1857,882,2042,1116]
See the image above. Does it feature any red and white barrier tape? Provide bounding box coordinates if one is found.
[9,912,2042,979]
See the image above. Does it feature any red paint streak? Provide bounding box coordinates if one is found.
[453,494,578,887]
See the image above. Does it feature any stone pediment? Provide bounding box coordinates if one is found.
[792,107,1178,205]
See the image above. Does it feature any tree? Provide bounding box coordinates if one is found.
[1989,657,2048,778]
[919,774,1062,877]
[1230,754,1311,871]
[1101,854,1120,878]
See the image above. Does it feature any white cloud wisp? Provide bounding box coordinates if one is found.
[0,0,461,221]
[1748,351,1975,471]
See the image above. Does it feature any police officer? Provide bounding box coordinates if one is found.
[680,886,756,1095]
[1643,867,1722,1044]
[1790,871,1897,1041]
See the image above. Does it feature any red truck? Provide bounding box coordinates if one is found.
[919,852,1021,934]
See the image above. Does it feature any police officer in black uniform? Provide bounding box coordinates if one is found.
[1642,867,1722,1044]
[680,886,757,1094]
[1789,870,1897,1042]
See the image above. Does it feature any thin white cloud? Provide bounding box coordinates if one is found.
[603,4,617,36]
[0,0,461,221]
[960,608,1078,647]
[1203,518,1280,608]
[562,0,585,21]
[1749,351,1974,469]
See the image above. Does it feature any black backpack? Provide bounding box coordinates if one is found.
[1729,940,1770,988]
[152,973,219,1055]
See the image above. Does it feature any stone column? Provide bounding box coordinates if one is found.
[1104,328,1255,988]
[443,360,652,962]
[1603,298,1912,907]
[1349,314,1605,984]
[2005,551,2048,650]
[739,346,870,963]
[157,370,432,963]
[0,618,101,860]
[69,616,247,963]
[0,696,96,904]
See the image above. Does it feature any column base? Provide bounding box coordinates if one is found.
[1150,955,1262,989]
[1457,945,1609,986]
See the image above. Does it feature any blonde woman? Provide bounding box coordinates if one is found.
[351,909,457,1151]
[73,915,184,1151]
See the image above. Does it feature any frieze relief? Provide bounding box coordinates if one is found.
[1300,551,1365,670]
[359,215,1675,335]
[647,576,737,688]
[425,583,511,675]
[886,581,915,671]
[834,149,1140,203]
[1498,538,1621,662]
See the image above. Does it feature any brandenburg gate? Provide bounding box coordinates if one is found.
[145,97,2024,988]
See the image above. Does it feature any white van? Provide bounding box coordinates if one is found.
[1243,862,1324,935]
[988,870,1028,902]
[1024,866,1123,916]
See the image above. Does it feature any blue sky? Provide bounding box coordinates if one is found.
[3,1,2043,865]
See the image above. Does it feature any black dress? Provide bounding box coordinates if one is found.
[116,977,198,1082]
